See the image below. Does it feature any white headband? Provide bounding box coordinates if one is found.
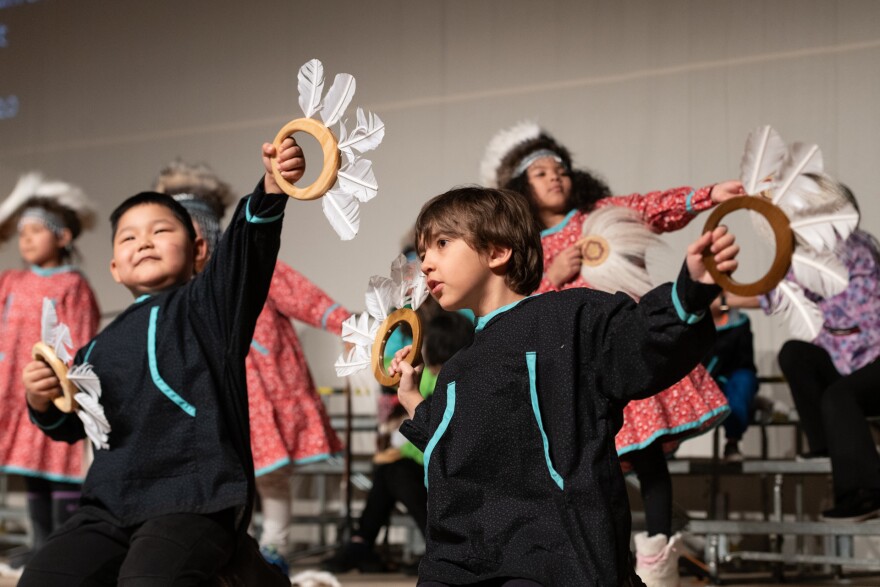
[512,149,564,179]
[18,207,65,236]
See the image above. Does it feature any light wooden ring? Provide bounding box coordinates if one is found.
[702,195,793,296]
[272,117,340,201]
[577,235,610,267]
[32,341,78,413]
[371,308,423,387]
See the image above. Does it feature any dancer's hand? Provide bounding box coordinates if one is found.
[23,360,61,413]
[390,345,424,418]
[547,243,582,287]
[687,225,739,284]
[262,137,305,193]
[710,180,746,203]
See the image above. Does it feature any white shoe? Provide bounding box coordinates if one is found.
[290,569,341,587]
[634,532,681,587]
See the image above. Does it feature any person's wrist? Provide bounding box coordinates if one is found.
[27,394,50,413]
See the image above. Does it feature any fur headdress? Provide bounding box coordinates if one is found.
[153,159,236,254]
[479,121,572,188]
[0,172,95,244]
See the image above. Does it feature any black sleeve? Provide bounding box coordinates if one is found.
[187,178,287,361]
[399,398,432,452]
[589,263,719,403]
[28,404,85,444]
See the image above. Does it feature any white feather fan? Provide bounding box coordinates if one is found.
[293,59,384,241]
[578,206,665,300]
[767,281,824,342]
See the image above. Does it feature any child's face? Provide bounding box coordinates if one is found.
[526,158,571,216]
[420,235,491,312]
[18,221,68,268]
[110,203,196,295]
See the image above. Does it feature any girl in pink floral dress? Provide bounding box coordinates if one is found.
[154,161,348,573]
[482,123,741,586]
[0,173,99,557]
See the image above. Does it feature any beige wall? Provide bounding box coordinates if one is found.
[2,0,879,396]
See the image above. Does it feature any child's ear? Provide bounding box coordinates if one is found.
[109,258,122,284]
[57,228,73,250]
[486,244,513,270]
[193,236,208,274]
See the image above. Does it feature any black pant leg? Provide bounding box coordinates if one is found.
[354,463,398,546]
[778,340,840,453]
[18,510,129,587]
[386,459,428,537]
[821,357,880,502]
[117,511,235,586]
[628,442,672,537]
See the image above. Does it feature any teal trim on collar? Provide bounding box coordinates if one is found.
[148,306,196,417]
[685,190,696,214]
[245,198,284,224]
[83,340,97,363]
[526,352,564,491]
[250,339,269,356]
[671,281,704,325]
[475,299,524,332]
[135,294,152,304]
[320,303,340,330]
[424,381,456,489]
[30,265,75,277]
[540,208,577,238]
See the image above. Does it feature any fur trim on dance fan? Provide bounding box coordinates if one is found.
[0,172,94,243]
[152,158,235,220]
[480,121,572,188]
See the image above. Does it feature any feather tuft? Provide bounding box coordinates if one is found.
[479,121,542,187]
[321,188,360,241]
[768,281,824,341]
[297,59,325,118]
[740,126,787,195]
[337,158,378,203]
[790,251,849,298]
[338,109,385,155]
[320,73,356,127]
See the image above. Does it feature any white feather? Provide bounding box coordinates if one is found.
[321,188,360,241]
[790,207,860,252]
[769,281,824,342]
[0,173,44,228]
[41,298,73,364]
[772,142,823,206]
[73,395,110,450]
[67,362,103,399]
[791,251,849,298]
[341,312,379,347]
[320,73,356,127]
[334,345,372,377]
[297,59,325,119]
[338,108,385,155]
[389,253,408,286]
[740,126,787,195]
[479,121,542,187]
[409,271,430,310]
[578,206,665,299]
[365,275,395,321]
[337,158,378,203]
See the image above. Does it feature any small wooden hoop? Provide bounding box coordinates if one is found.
[577,235,611,267]
[32,341,78,413]
[371,308,423,387]
[702,195,793,296]
[271,117,341,201]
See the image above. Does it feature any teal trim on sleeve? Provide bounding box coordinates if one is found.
[29,409,69,431]
[148,307,196,417]
[320,303,340,330]
[423,381,456,489]
[250,340,269,356]
[685,190,696,213]
[83,340,97,363]
[526,352,564,491]
[475,298,523,332]
[540,208,577,238]
[705,356,719,375]
[245,198,284,224]
[671,281,704,325]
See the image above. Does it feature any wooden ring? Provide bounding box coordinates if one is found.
[371,308,423,387]
[32,341,78,413]
[702,195,793,296]
[272,117,341,201]
[577,235,610,267]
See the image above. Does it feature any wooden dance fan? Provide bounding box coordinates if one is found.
[269,58,385,240]
[31,341,78,413]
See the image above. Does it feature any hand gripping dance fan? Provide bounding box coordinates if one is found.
[270,58,385,240]
[32,298,110,449]
[703,126,858,340]
[334,254,431,386]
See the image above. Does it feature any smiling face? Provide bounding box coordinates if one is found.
[525,157,572,224]
[110,203,198,295]
[18,221,69,268]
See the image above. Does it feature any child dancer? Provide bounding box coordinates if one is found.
[153,159,348,572]
[18,138,303,586]
[0,173,99,558]
[482,122,740,585]
[391,186,739,586]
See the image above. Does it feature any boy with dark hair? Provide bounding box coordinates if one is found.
[391,186,740,586]
[19,138,304,585]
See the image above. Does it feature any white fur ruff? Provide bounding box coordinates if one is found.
[479,120,541,187]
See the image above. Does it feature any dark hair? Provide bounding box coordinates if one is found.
[12,197,85,263]
[110,192,196,242]
[504,167,612,219]
[415,186,543,295]
[423,311,474,366]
